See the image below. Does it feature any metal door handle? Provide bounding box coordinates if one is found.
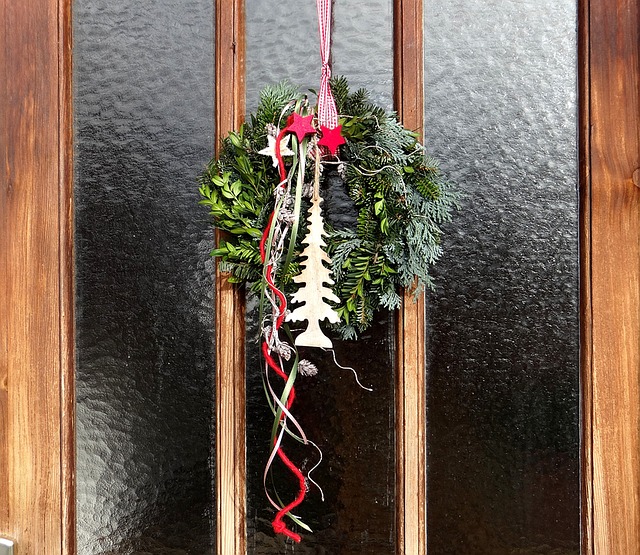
[0,538,14,555]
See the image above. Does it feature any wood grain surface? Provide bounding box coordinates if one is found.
[393,1,427,554]
[587,0,640,552]
[215,1,247,554]
[59,1,76,552]
[0,0,74,553]
[579,0,594,551]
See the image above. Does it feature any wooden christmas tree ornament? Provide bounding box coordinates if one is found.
[287,148,340,348]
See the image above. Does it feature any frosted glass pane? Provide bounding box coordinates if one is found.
[246,306,396,553]
[245,1,396,552]
[246,0,393,111]
[423,1,580,553]
[73,1,216,552]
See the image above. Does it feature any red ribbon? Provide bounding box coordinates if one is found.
[316,0,338,129]
[261,203,305,543]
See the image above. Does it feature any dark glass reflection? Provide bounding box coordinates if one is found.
[74,1,215,553]
[245,1,396,552]
[246,302,396,554]
[424,1,580,553]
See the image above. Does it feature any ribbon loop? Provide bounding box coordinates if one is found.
[316,0,338,129]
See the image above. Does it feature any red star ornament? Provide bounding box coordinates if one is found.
[285,113,316,142]
[318,124,346,157]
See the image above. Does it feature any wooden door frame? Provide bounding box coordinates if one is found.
[1,0,638,553]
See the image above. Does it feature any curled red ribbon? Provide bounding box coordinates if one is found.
[261,186,306,542]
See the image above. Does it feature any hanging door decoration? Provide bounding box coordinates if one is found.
[201,0,457,542]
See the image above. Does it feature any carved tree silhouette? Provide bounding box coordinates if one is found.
[287,194,340,348]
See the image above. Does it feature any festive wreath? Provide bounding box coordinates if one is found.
[199,77,457,339]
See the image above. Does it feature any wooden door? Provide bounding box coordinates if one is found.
[1,0,638,553]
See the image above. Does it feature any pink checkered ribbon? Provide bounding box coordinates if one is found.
[316,0,338,129]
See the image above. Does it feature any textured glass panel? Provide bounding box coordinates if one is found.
[424,1,579,553]
[246,306,396,553]
[246,0,393,112]
[333,1,393,108]
[73,1,215,553]
[245,2,395,552]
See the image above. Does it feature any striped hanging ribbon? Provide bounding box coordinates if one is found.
[316,0,338,129]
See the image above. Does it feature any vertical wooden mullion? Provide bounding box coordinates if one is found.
[0,0,9,533]
[59,0,76,553]
[579,0,594,553]
[215,1,247,554]
[588,0,640,552]
[0,0,74,552]
[393,1,426,555]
